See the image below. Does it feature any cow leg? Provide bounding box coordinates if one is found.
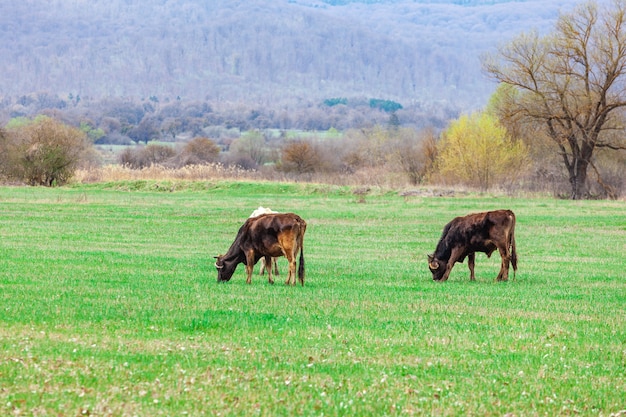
[278,235,297,286]
[284,255,296,286]
[441,263,454,282]
[290,262,297,286]
[264,256,274,284]
[245,251,255,284]
[282,250,296,286]
[468,252,476,281]
[496,245,510,282]
[272,258,279,275]
[245,263,254,284]
[441,247,463,282]
[259,258,266,275]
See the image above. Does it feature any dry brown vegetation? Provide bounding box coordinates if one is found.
[73,164,254,184]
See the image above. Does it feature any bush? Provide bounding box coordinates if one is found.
[118,144,176,169]
[393,128,438,185]
[142,144,176,166]
[228,131,269,166]
[177,137,220,166]
[279,141,321,174]
[0,116,92,186]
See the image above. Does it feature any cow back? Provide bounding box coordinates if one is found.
[243,213,305,255]
[434,210,514,260]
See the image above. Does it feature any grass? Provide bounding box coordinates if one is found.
[0,181,624,416]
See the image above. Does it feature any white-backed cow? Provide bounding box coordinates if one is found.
[428,209,517,282]
[215,213,306,285]
[249,206,280,275]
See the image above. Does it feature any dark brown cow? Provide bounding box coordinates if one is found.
[428,209,517,282]
[215,213,306,286]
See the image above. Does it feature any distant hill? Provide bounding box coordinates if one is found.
[0,0,595,111]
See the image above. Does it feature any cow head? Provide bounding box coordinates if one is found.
[427,254,445,281]
[214,255,234,282]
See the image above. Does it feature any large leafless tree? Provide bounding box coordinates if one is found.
[483,1,626,199]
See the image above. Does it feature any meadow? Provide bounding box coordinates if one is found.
[0,181,624,416]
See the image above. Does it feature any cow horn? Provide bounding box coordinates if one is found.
[429,260,439,270]
[214,262,224,269]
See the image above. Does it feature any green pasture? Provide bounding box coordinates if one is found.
[0,182,624,416]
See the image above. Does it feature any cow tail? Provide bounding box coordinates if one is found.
[510,222,518,280]
[298,244,305,284]
[298,221,306,285]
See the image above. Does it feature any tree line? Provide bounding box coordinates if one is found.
[0,93,454,145]
[1,106,622,199]
[1,1,625,199]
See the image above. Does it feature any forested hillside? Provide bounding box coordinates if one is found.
[0,0,586,111]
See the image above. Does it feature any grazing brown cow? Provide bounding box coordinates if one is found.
[215,213,306,285]
[249,206,280,276]
[428,209,517,282]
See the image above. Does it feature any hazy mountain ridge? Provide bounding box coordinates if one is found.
[0,0,593,110]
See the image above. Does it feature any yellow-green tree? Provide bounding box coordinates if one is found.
[435,112,528,190]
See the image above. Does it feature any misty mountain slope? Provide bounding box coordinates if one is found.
[0,0,600,109]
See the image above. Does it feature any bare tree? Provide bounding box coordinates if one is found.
[483,1,626,199]
[393,127,438,186]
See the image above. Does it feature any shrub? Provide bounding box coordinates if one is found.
[142,144,176,166]
[177,137,220,166]
[228,131,268,166]
[393,128,438,185]
[118,144,176,169]
[1,116,92,186]
[279,141,321,174]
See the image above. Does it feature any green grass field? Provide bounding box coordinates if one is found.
[0,182,624,416]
